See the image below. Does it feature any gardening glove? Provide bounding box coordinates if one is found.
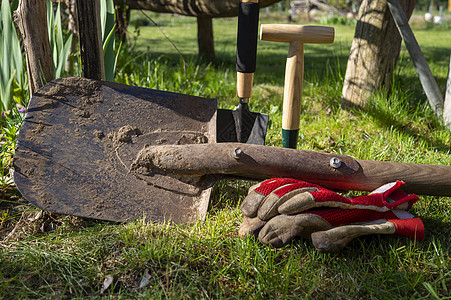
[238,178,424,252]
[238,178,415,238]
[240,178,418,221]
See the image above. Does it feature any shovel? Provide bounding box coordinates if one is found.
[13,77,217,223]
[216,0,269,144]
[13,77,451,224]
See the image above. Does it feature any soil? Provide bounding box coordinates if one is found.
[35,76,101,105]
[108,125,141,146]
[93,130,104,139]
[128,132,209,177]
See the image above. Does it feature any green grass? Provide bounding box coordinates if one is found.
[1,11,451,299]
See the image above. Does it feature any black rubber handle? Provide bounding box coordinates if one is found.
[236,1,259,73]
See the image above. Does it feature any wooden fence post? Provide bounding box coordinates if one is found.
[76,0,105,80]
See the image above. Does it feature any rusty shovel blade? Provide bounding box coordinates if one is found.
[13,77,217,223]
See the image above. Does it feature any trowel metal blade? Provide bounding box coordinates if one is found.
[216,108,269,145]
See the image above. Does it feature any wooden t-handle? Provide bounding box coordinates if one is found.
[261,24,334,148]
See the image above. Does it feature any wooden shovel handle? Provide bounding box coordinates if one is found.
[133,143,451,197]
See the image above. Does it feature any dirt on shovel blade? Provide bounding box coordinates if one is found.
[13,77,217,223]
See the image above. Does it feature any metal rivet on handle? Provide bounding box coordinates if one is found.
[232,148,243,159]
[330,157,342,169]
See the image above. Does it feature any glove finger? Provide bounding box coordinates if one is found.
[259,214,334,248]
[238,216,267,238]
[241,179,301,217]
[258,187,318,221]
[257,215,308,247]
[311,221,396,253]
[268,232,295,248]
[240,188,266,217]
[258,219,293,248]
[277,190,317,215]
[259,216,310,248]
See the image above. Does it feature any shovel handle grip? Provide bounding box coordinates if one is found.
[236,0,259,99]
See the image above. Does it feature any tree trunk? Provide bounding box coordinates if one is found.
[14,0,54,96]
[115,0,130,42]
[76,0,105,80]
[197,16,215,61]
[341,0,416,109]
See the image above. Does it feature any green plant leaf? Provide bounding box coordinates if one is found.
[103,24,116,82]
[100,0,115,40]
[1,0,13,78]
[46,0,54,47]
[55,1,64,55]
[55,33,73,78]
[0,72,15,111]
[46,0,73,79]
[0,0,23,110]
[100,0,116,81]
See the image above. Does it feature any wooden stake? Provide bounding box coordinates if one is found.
[76,0,105,80]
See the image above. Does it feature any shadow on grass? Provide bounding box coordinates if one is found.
[418,215,451,244]
[120,48,350,88]
[208,178,255,213]
[351,95,451,154]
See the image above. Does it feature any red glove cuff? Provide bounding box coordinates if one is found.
[389,218,425,241]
